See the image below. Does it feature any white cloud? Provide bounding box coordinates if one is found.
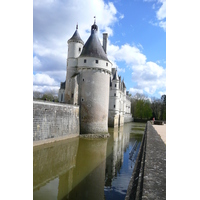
[159,21,166,31]
[33,0,165,98]
[145,0,166,31]
[33,85,60,94]
[33,0,119,91]
[137,43,144,50]
[129,88,144,95]
[119,14,124,19]
[33,56,42,69]
[33,74,59,86]
[131,62,166,95]
[156,1,166,20]
[106,38,166,97]
[158,90,166,96]
[108,43,146,65]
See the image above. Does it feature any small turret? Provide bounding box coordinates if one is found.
[65,24,84,104]
[67,24,84,58]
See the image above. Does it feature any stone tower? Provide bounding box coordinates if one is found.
[77,20,112,134]
[64,25,84,104]
[108,69,120,127]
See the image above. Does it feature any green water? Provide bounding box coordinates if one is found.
[33,122,146,200]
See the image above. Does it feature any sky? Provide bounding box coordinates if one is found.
[33,0,166,99]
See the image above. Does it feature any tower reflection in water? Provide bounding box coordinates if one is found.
[33,123,144,200]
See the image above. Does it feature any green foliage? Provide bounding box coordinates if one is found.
[41,93,54,101]
[131,93,152,120]
[131,93,166,121]
[160,95,166,120]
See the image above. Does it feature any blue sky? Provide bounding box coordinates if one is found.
[33,0,166,99]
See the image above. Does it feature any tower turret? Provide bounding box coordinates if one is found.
[77,19,112,134]
[65,25,84,104]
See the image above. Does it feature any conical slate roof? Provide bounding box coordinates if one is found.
[68,25,84,45]
[113,69,119,80]
[79,22,109,61]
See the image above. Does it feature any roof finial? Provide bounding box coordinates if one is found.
[76,23,78,30]
[91,16,98,32]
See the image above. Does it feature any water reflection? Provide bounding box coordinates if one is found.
[33,122,145,200]
[33,138,79,200]
[65,138,107,200]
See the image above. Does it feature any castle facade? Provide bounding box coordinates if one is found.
[58,21,133,134]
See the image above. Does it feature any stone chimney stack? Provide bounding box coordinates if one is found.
[103,33,108,54]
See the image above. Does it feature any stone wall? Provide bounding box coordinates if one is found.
[33,101,79,142]
[78,69,110,134]
[125,121,166,200]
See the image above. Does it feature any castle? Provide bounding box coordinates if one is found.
[58,20,133,134]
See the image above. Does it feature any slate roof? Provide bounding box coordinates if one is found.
[68,27,84,45]
[79,23,109,61]
[113,69,119,80]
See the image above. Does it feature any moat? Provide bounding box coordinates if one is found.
[33,122,146,200]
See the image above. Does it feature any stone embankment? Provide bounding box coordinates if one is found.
[33,100,79,146]
[125,121,166,200]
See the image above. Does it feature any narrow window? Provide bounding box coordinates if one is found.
[96,60,98,64]
[115,84,116,87]
[114,105,115,108]
[84,59,86,63]
[83,78,84,81]
[79,48,81,52]
[82,98,84,102]
[106,62,108,66]
[71,93,74,98]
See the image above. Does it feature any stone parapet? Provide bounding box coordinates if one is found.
[125,121,166,200]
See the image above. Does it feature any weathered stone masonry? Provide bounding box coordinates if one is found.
[33,100,79,142]
[125,121,166,200]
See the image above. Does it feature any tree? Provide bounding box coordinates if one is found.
[33,91,59,102]
[131,93,152,120]
[33,91,43,99]
[160,94,166,120]
[151,97,161,120]
[41,93,54,101]
[143,100,152,119]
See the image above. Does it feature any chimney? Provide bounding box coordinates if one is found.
[103,33,108,54]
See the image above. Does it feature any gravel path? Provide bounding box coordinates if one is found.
[152,124,166,144]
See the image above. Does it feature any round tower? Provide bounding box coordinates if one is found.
[77,20,112,134]
[65,25,84,103]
